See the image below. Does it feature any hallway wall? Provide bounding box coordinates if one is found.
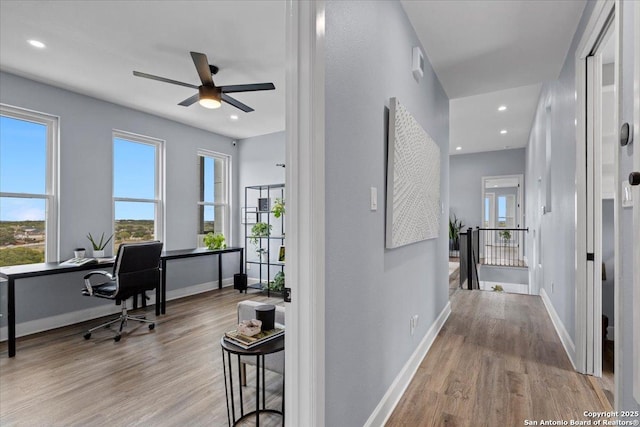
[324,1,449,424]
[526,0,639,411]
[449,148,525,229]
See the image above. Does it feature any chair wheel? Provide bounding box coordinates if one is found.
[149,323,155,330]
[114,335,121,342]
[84,333,91,340]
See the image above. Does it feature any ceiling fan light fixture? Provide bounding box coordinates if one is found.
[198,86,221,109]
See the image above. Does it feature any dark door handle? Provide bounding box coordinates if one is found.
[630,172,640,186]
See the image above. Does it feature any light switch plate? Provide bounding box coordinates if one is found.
[370,187,378,211]
[622,180,633,208]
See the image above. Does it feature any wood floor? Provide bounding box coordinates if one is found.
[386,290,611,427]
[0,287,283,427]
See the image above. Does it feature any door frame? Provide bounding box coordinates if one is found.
[632,0,640,404]
[480,174,524,262]
[284,0,326,425]
[574,0,618,380]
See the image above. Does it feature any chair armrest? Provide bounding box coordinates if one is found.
[83,271,113,296]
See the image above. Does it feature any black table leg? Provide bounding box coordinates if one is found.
[222,349,231,427]
[155,267,162,316]
[8,278,15,357]
[218,253,223,290]
[256,354,261,427]
[161,259,167,314]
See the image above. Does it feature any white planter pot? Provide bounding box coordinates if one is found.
[93,250,105,258]
[260,252,269,263]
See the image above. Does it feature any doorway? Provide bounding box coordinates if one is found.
[575,0,617,405]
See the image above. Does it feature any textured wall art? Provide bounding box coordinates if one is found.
[386,98,440,249]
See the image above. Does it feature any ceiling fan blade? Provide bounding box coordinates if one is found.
[222,93,254,113]
[220,83,275,93]
[178,93,199,107]
[190,52,214,86]
[133,71,198,89]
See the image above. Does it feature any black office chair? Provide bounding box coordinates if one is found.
[82,241,163,342]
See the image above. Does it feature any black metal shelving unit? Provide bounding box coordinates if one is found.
[243,183,285,296]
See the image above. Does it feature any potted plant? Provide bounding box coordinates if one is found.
[499,229,512,246]
[448,215,464,251]
[256,247,269,263]
[265,271,285,293]
[87,232,113,258]
[272,198,285,218]
[203,232,226,250]
[249,222,272,245]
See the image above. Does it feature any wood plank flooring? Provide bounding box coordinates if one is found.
[0,288,283,427]
[386,290,611,427]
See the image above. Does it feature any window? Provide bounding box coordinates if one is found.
[197,150,230,245]
[0,105,58,266]
[113,131,163,251]
[497,194,516,228]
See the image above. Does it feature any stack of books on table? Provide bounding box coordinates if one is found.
[224,324,285,349]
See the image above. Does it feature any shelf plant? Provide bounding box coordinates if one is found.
[272,198,285,218]
[265,271,285,292]
[249,222,272,245]
[203,232,226,250]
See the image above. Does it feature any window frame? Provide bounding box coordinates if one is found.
[112,130,165,249]
[197,149,231,246]
[0,103,59,263]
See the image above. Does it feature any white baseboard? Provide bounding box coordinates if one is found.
[540,288,576,369]
[363,301,452,427]
[0,278,234,342]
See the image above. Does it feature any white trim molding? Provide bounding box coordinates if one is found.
[284,0,326,425]
[364,302,452,427]
[541,288,577,369]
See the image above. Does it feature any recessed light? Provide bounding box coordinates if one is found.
[500,130,508,134]
[28,39,46,49]
[230,114,239,121]
[498,105,507,111]
[494,185,498,187]
[455,146,462,151]
[504,145,510,149]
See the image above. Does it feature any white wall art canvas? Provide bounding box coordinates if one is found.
[386,97,440,248]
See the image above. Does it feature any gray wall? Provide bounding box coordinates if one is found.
[0,71,242,330]
[449,148,526,229]
[237,131,285,280]
[526,0,639,411]
[324,1,449,425]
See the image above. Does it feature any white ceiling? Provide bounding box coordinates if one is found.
[1,1,588,151]
[450,84,542,155]
[0,1,286,140]
[401,0,586,155]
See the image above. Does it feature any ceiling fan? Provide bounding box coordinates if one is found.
[133,51,275,113]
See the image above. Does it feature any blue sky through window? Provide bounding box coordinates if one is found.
[113,138,156,220]
[498,196,507,221]
[0,116,47,221]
